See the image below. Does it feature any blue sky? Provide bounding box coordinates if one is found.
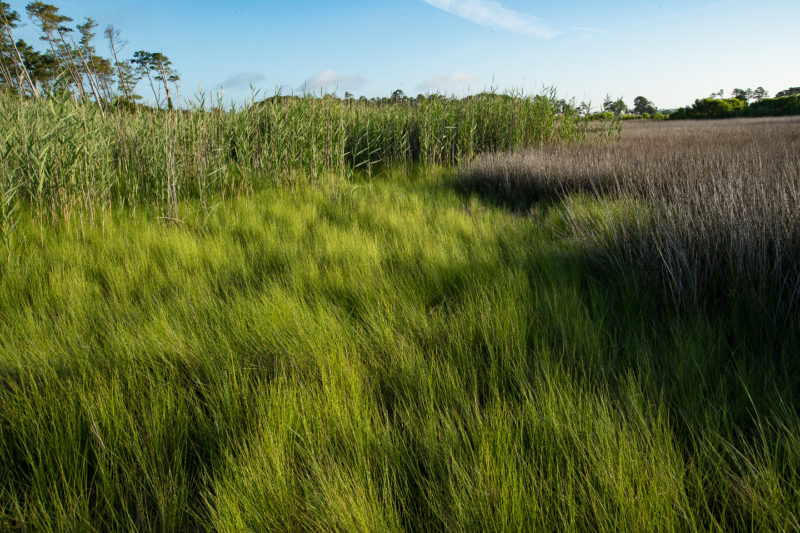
[7,0,799,109]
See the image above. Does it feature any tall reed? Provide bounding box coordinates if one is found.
[0,91,592,226]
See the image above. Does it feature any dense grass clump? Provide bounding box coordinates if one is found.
[460,117,800,322]
[0,177,799,530]
[0,91,589,228]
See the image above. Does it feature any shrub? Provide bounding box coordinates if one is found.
[687,98,745,119]
[671,95,800,120]
[742,95,800,117]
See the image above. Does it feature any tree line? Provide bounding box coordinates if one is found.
[0,1,179,109]
[670,86,800,120]
[595,86,800,120]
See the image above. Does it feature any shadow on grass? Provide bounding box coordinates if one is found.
[450,168,800,505]
[2,172,799,530]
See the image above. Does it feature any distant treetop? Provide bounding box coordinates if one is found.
[776,87,800,98]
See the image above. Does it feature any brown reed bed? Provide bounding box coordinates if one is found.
[459,117,800,322]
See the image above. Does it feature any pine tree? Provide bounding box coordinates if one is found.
[0,2,38,96]
[104,25,139,102]
[26,2,85,97]
[132,50,179,109]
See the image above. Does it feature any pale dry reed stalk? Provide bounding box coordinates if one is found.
[461,117,800,320]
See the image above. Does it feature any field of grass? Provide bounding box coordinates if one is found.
[1,100,799,530]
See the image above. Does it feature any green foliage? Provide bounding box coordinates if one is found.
[670,97,746,119]
[671,93,800,120]
[633,96,656,115]
[752,86,768,101]
[25,2,69,34]
[741,95,800,117]
[131,50,179,108]
[0,2,174,105]
[733,87,768,103]
[732,88,750,102]
[0,3,36,95]
[15,38,56,88]
[775,86,800,98]
[103,24,140,101]
[602,95,627,115]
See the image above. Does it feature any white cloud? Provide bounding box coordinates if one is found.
[303,69,365,91]
[418,70,480,91]
[220,72,267,89]
[421,0,561,39]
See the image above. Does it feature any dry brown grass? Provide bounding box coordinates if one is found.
[460,117,800,321]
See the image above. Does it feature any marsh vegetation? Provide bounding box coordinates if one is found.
[0,90,799,531]
[461,117,800,322]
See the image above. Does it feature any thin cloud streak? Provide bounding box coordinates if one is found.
[219,72,267,89]
[302,69,366,91]
[421,0,561,39]
[418,70,480,91]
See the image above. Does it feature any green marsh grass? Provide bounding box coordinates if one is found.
[1,175,798,530]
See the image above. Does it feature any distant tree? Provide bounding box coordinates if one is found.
[751,87,768,102]
[131,50,158,105]
[16,38,55,91]
[709,89,724,99]
[104,25,139,102]
[745,94,800,117]
[775,87,800,98]
[391,89,406,102]
[731,88,752,103]
[90,53,114,102]
[3,2,181,105]
[0,2,19,87]
[633,96,657,115]
[0,2,38,96]
[555,97,577,114]
[26,2,87,98]
[132,51,179,109]
[74,17,107,105]
[151,52,178,109]
[676,97,746,119]
[603,95,627,115]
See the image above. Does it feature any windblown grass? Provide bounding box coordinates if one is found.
[460,117,800,322]
[1,176,798,530]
